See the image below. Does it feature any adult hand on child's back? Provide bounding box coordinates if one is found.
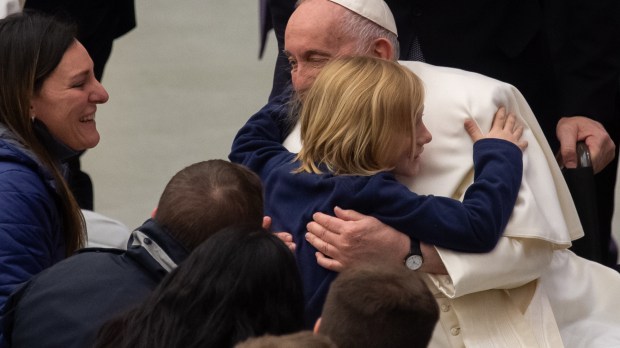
[464,107,528,151]
[305,207,410,272]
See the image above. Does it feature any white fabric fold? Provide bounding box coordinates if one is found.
[397,61,582,246]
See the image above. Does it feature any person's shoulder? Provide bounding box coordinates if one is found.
[399,61,515,89]
[341,172,402,198]
[0,137,38,168]
[0,161,49,196]
[12,248,139,308]
[261,85,293,113]
[30,248,124,276]
[0,140,54,198]
[365,172,399,186]
[77,247,126,256]
[0,162,59,233]
[0,148,39,180]
[5,250,151,348]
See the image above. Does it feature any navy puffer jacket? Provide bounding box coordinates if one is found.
[0,124,65,312]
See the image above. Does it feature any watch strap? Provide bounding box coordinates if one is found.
[409,238,422,257]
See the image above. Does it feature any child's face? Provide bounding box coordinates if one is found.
[392,117,432,177]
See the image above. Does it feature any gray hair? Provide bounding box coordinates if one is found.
[339,5,400,60]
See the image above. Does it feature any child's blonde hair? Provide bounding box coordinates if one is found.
[295,56,425,175]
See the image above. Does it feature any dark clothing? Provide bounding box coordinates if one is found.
[259,0,620,267]
[1,219,189,348]
[24,0,136,81]
[259,0,296,101]
[388,0,620,149]
[230,94,523,325]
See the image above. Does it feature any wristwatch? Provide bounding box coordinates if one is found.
[405,238,423,270]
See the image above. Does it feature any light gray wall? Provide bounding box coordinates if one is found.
[82,0,278,229]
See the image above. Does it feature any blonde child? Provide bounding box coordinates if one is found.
[230,56,526,325]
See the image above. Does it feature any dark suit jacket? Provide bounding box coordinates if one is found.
[25,0,136,80]
[388,0,620,149]
[259,0,295,101]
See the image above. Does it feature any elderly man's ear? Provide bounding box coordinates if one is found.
[370,38,395,61]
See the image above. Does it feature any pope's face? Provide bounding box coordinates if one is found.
[284,0,360,98]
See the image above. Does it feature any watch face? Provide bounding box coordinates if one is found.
[406,255,423,270]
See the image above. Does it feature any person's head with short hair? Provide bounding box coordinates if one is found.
[94,225,305,348]
[295,56,429,177]
[317,263,439,348]
[285,0,399,96]
[154,159,264,251]
[235,331,337,348]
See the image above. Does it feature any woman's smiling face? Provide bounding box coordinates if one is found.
[30,40,109,151]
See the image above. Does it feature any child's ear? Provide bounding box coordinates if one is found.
[151,207,158,218]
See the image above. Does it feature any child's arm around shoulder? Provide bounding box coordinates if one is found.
[229,89,294,171]
[367,107,527,253]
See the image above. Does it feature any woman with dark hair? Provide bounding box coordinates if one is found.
[94,225,305,348]
[0,10,108,308]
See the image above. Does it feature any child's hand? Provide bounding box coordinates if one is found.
[464,107,528,151]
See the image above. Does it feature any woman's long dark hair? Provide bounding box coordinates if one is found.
[94,225,305,348]
[0,11,85,255]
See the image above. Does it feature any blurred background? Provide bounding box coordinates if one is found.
[82,0,277,229]
[82,0,620,254]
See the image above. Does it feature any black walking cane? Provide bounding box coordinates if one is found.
[562,141,604,263]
